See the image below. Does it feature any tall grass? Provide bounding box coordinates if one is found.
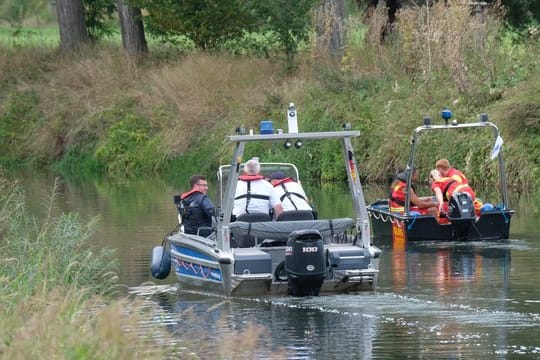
[0,173,284,358]
[1,2,540,191]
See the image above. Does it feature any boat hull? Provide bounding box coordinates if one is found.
[368,200,513,242]
[167,231,380,297]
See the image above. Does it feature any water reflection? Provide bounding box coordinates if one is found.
[381,238,512,297]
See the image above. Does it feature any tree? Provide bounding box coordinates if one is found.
[314,0,345,57]
[117,0,147,56]
[131,0,256,50]
[56,0,90,53]
[257,0,321,68]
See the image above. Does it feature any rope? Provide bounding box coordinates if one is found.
[496,203,509,223]
[407,213,418,230]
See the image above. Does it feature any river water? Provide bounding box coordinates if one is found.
[17,172,540,359]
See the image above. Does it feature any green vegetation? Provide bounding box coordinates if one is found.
[0,3,540,195]
[0,173,283,358]
[0,174,163,357]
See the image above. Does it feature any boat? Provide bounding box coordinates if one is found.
[151,109,381,297]
[367,110,514,242]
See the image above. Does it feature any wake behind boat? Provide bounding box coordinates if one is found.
[367,111,514,243]
[151,107,381,297]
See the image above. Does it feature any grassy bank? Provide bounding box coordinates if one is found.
[1,3,540,193]
[0,173,282,358]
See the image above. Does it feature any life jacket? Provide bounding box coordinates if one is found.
[273,178,310,210]
[178,190,213,235]
[178,190,201,218]
[447,168,468,184]
[437,177,475,201]
[389,181,412,212]
[235,175,269,214]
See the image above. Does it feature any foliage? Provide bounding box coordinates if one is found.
[255,0,321,66]
[95,113,165,176]
[492,0,540,28]
[0,176,120,310]
[0,174,177,358]
[0,90,42,159]
[1,2,540,191]
[83,0,117,41]
[130,0,257,50]
[0,0,50,28]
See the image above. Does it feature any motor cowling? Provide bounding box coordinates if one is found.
[285,230,326,297]
[448,192,475,221]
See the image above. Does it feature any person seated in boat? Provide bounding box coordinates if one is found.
[429,169,482,219]
[178,175,215,236]
[389,167,438,216]
[269,171,312,213]
[435,159,468,184]
[233,158,283,220]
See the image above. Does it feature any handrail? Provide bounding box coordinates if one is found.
[403,120,509,214]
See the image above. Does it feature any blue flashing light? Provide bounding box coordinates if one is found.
[441,109,452,121]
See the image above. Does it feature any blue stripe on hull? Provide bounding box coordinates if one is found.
[173,258,223,281]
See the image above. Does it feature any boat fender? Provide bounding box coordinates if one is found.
[480,203,494,213]
[150,245,171,280]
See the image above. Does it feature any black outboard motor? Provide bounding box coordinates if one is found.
[285,230,326,297]
[447,192,475,221]
[447,192,476,239]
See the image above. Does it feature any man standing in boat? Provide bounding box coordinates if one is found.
[233,158,282,220]
[269,171,312,213]
[178,175,215,236]
[389,167,438,216]
[435,159,468,184]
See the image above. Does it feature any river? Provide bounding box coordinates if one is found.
[17,172,540,359]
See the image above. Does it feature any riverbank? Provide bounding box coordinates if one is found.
[0,174,283,358]
[1,4,539,194]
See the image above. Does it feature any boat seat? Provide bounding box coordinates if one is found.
[276,210,315,221]
[232,212,272,248]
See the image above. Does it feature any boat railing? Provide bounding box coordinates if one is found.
[403,116,509,213]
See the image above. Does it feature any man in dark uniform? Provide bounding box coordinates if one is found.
[178,175,215,236]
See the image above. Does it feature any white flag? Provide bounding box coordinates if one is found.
[490,135,504,160]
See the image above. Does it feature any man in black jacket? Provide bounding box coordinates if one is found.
[178,175,215,236]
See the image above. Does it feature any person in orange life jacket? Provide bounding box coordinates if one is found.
[269,171,312,212]
[429,169,482,216]
[435,158,468,184]
[233,158,282,219]
[389,167,438,216]
[178,175,215,236]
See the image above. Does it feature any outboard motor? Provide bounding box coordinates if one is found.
[447,192,475,221]
[447,192,476,239]
[285,230,326,297]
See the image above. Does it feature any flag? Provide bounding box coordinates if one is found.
[490,135,504,160]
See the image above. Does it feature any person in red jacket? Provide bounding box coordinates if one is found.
[429,169,482,218]
[389,167,438,216]
[435,159,468,184]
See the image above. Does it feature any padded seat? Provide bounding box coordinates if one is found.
[276,210,315,221]
[232,212,272,248]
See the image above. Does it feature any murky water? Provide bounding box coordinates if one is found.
[17,172,540,358]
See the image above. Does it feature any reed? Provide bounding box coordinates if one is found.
[0,173,284,358]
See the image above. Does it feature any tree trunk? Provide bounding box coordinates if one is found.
[314,0,345,58]
[117,0,148,57]
[56,0,89,53]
